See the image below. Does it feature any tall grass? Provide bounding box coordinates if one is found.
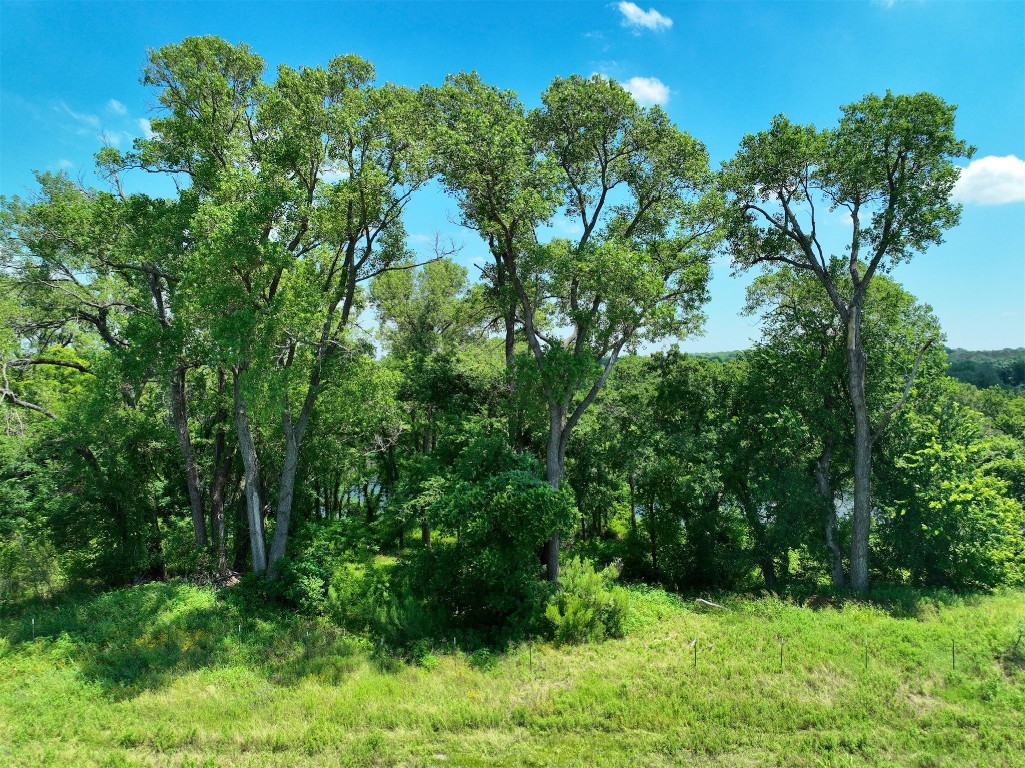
[1,582,1022,766]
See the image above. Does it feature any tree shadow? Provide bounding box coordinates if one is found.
[743,581,987,619]
[0,581,378,698]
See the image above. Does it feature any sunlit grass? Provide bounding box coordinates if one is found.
[1,583,1022,766]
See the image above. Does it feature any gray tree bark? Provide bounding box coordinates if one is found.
[233,368,267,574]
[209,372,232,576]
[846,309,872,593]
[170,366,207,548]
[814,440,845,589]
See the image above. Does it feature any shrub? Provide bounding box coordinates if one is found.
[544,556,629,644]
[325,562,392,633]
[397,432,576,638]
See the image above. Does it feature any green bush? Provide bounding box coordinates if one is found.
[325,562,392,633]
[397,432,576,639]
[544,556,629,644]
[878,407,1025,589]
[273,521,373,615]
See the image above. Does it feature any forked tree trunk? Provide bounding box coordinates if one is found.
[846,310,872,593]
[170,366,207,548]
[233,368,267,574]
[814,440,845,589]
[267,383,318,573]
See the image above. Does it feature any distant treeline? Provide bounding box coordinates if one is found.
[695,349,1024,390]
[946,348,1025,390]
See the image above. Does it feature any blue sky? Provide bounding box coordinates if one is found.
[2,0,1023,351]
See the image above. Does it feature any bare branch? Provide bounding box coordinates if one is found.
[872,338,934,442]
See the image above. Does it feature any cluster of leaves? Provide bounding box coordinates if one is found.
[396,432,576,638]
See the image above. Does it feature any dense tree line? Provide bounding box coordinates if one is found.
[1,38,1022,635]
[946,348,1025,390]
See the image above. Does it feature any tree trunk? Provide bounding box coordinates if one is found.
[231,493,248,573]
[739,491,776,588]
[233,368,267,574]
[421,515,431,549]
[209,432,231,576]
[629,476,637,535]
[170,366,207,548]
[492,246,524,449]
[267,381,318,573]
[846,309,872,593]
[814,440,845,589]
[543,403,567,582]
[148,502,167,581]
[208,369,231,576]
[647,500,658,576]
[268,424,300,571]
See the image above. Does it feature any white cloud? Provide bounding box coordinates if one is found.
[58,159,74,170]
[617,2,673,31]
[100,129,129,147]
[106,99,127,115]
[320,164,350,183]
[56,100,100,130]
[623,76,670,106]
[137,118,156,139]
[952,155,1025,205]
[554,216,584,237]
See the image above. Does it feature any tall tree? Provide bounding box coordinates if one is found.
[432,73,719,580]
[1,172,218,553]
[371,257,482,546]
[131,37,435,574]
[721,92,971,591]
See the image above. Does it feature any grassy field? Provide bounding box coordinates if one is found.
[1,582,1023,767]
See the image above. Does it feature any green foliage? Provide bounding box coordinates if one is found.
[544,557,629,644]
[397,432,576,635]
[325,561,393,635]
[947,348,1025,390]
[878,396,1025,588]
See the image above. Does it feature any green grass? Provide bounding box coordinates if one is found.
[1,583,1023,767]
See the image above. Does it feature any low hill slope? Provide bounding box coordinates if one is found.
[1,583,1023,767]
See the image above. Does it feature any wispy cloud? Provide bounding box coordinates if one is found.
[56,100,100,131]
[58,159,74,170]
[138,118,156,139]
[554,216,584,237]
[952,155,1025,205]
[106,99,127,116]
[100,129,130,147]
[617,2,673,32]
[623,76,669,106]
